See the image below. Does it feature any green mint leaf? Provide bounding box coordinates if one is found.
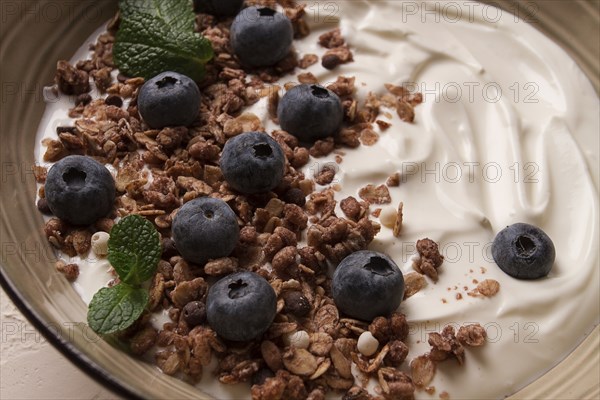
[87,284,148,334]
[108,214,160,286]
[114,0,213,82]
[119,0,195,32]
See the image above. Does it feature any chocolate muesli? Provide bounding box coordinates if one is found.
[32,0,599,399]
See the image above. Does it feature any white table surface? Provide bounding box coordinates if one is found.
[0,288,119,400]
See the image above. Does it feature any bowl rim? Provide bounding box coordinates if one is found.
[0,0,598,399]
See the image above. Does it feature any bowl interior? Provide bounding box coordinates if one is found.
[0,1,598,399]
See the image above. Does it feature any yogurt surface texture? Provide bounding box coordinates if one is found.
[35,1,599,399]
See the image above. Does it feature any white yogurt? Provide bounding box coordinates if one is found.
[35,2,599,399]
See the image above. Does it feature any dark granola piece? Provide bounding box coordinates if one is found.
[298,54,319,69]
[204,257,238,276]
[327,76,355,98]
[43,139,68,162]
[67,229,92,255]
[282,188,306,207]
[314,165,337,185]
[291,147,310,168]
[272,246,299,279]
[309,137,335,158]
[322,47,354,70]
[414,238,444,282]
[389,312,409,341]
[282,290,311,317]
[476,279,500,297]
[282,204,308,232]
[55,60,90,95]
[369,316,392,343]
[336,128,360,148]
[343,386,371,400]
[44,218,68,248]
[318,28,345,49]
[307,388,326,400]
[358,184,391,204]
[55,261,79,281]
[340,196,366,221]
[32,165,48,183]
[376,119,392,131]
[92,67,112,92]
[457,324,487,346]
[298,246,327,274]
[169,277,208,308]
[377,367,415,400]
[298,72,319,84]
[37,198,51,214]
[251,376,286,400]
[386,172,400,187]
[428,325,465,365]
[130,326,158,355]
[386,340,409,367]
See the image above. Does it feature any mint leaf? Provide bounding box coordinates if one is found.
[87,284,149,334]
[108,214,160,286]
[119,0,194,32]
[114,0,213,82]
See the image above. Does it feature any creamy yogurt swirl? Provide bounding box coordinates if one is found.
[35,1,599,399]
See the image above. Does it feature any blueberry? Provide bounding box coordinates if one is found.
[45,155,115,226]
[194,0,244,16]
[230,6,293,68]
[172,197,239,264]
[137,71,200,129]
[220,132,285,194]
[206,271,277,341]
[492,223,555,279]
[332,251,405,322]
[277,84,343,142]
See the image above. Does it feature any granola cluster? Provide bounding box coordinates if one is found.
[35,1,493,398]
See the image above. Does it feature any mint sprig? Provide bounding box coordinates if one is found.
[113,0,213,82]
[87,215,160,335]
